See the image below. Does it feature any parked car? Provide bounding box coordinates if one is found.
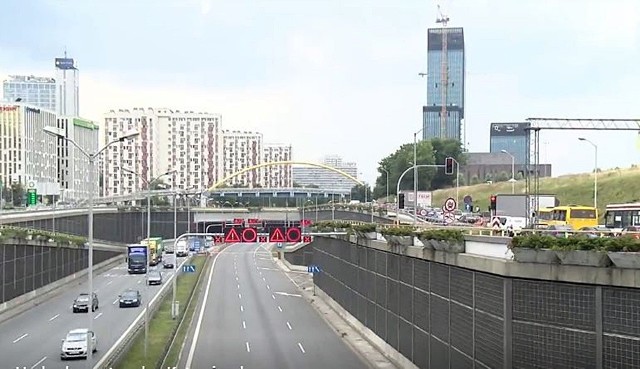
[60,328,97,360]
[118,289,142,308]
[146,270,163,285]
[72,293,98,313]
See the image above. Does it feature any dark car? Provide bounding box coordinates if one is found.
[119,289,142,308]
[72,292,98,313]
[146,271,163,285]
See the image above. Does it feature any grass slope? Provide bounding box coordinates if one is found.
[433,166,640,217]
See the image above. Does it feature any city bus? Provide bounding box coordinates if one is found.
[536,207,555,227]
[604,202,640,232]
[549,205,598,229]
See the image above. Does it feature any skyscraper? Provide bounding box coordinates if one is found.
[2,75,56,111]
[55,56,79,116]
[489,122,531,165]
[423,27,465,142]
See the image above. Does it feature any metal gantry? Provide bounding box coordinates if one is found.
[524,118,640,224]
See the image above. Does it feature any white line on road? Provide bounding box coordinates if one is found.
[258,267,280,271]
[241,305,244,312]
[48,314,59,321]
[112,298,119,305]
[238,293,242,299]
[106,280,113,285]
[278,306,283,312]
[236,276,239,281]
[137,280,141,284]
[13,333,28,343]
[271,294,276,300]
[237,283,240,289]
[274,291,302,297]
[94,312,103,320]
[266,284,270,290]
[246,341,251,353]
[298,342,306,353]
[262,277,266,281]
[287,322,292,330]
[30,356,46,369]
[242,320,246,329]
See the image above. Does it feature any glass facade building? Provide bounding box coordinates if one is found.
[423,27,465,141]
[2,75,56,111]
[489,122,531,165]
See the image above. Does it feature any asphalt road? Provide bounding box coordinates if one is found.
[182,243,368,369]
[0,250,186,369]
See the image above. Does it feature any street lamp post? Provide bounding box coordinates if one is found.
[579,138,598,208]
[43,126,139,367]
[396,164,445,225]
[501,150,516,194]
[380,168,389,200]
[413,128,424,225]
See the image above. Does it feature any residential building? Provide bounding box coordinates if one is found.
[0,103,58,194]
[422,27,465,142]
[489,122,530,165]
[55,56,79,116]
[156,109,222,191]
[261,144,292,188]
[2,75,56,111]
[222,130,263,187]
[102,108,156,196]
[55,117,99,200]
[292,155,358,191]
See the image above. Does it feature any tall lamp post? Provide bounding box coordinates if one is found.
[380,168,389,200]
[501,150,516,194]
[578,138,598,208]
[43,126,139,366]
[413,127,424,225]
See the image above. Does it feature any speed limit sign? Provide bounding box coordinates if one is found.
[443,197,457,212]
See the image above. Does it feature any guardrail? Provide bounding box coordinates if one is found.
[94,257,192,369]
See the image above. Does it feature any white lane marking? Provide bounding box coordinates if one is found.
[30,356,47,369]
[185,244,232,369]
[13,333,28,343]
[266,284,270,290]
[237,283,240,289]
[112,298,119,305]
[238,293,242,299]
[246,341,251,353]
[106,280,113,285]
[48,314,59,321]
[286,322,292,330]
[94,312,103,320]
[274,291,302,297]
[258,267,280,271]
[271,294,276,300]
[241,305,244,312]
[137,280,141,284]
[298,342,306,354]
[242,320,246,329]
[236,276,239,281]
[262,277,266,281]
[278,306,283,312]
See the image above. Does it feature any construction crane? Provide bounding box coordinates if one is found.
[436,3,450,139]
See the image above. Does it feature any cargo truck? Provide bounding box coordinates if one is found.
[141,237,164,266]
[127,244,148,274]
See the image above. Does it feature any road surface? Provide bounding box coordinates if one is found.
[182,242,368,369]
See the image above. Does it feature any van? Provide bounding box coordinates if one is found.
[491,216,527,231]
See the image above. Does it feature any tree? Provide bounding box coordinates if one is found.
[11,183,24,206]
[351,184,372,202]
[429,138,466,190]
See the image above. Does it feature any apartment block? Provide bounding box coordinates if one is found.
[55,117,99,200]
[222,130,263,188]
[292,155,358,191]
[261,144,292,188]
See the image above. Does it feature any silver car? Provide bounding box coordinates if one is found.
[146,270,163,285]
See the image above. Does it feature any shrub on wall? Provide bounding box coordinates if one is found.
[0,227,87,247]
[510,234,640,252]
[380,226,415,237]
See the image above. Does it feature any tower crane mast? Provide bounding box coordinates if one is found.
[436,4,449,139]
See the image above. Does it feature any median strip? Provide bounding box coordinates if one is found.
[114,256,207,368]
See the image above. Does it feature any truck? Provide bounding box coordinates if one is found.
[127,244,148,274]
[176,239,188,257]
[494,194,557,225]
[141,237,164,266]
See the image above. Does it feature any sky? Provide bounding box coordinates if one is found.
[0,0,639,185]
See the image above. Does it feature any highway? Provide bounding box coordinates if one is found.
[0,249,185,369]
[181,243,368,369]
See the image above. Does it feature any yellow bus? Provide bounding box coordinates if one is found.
[536,207,555,227]
[550,205,598,229]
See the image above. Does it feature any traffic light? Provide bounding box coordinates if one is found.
[445,157,455,175]
[490,195,497,211]
[27,189,37,206]
[399,193,405,209]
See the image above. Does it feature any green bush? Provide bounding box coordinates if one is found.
[510,234,640,252]
[418,229,464,243]
[380,226,415,237]
[352,223,377,233]
[0,226,86,246]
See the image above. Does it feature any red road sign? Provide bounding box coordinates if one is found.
[301,219,312,227]
[269,227,286,243]
[224,228,242,243]
[214,236,223,243]
[241,228,257,242]
[233,218,244,225]
[286,227,302,243]
[303,236,312,243]
[247,218,261,224]
[258,236,268,242]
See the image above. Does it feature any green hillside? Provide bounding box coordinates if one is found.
[433,166,640,217]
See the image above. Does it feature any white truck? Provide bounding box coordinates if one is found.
[162,250,176,269]
[175,239,188,257]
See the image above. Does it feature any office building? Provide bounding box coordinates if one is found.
[261,144,293,188]
[156,109,223,191]
[55,117,99,200]
[2,75,57,111]
[0,103,59,194]
[423,27,465,142]
[292,155,358,192]
[222,130,263,188]
[55,56,79,116]
[489,122,530,165]
[461,152,552,185]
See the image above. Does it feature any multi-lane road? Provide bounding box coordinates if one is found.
[181,242,368,369]
[0,245,184,369]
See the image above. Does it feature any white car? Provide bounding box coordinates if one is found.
[61,328,97,360]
